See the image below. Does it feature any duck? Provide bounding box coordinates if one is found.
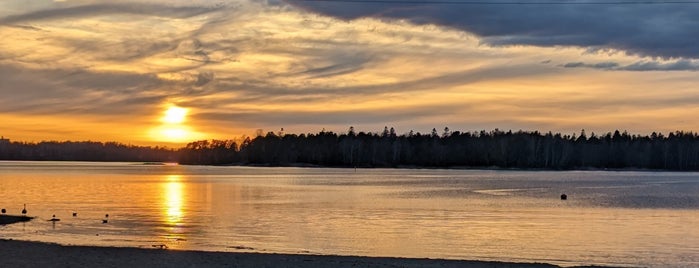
[48,214,60,222]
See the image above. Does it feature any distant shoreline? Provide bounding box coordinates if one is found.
[206,162,688,173]
[0,159,693,173]
[0,239,601,268]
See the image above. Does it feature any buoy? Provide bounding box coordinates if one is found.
[49,214,60,222]
[1,208,6,214]
[72,212,77,217]
[560,194,568,200]
[21,204,27,215]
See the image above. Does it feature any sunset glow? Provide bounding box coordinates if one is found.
[1,1,698,145]
[147,104,202,144]
[158,127,190,142]
[162,106,188,124]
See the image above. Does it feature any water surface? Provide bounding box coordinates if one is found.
[0,161,697,267]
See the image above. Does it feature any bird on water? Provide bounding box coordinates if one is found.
[21,204,27,215]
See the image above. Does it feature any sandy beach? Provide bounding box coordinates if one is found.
[0,239,601,268]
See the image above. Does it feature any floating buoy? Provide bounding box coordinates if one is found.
[560,194,568,200]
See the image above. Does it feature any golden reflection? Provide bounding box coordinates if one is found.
[163,175,183,224]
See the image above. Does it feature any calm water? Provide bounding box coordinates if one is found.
[0,161,697,267]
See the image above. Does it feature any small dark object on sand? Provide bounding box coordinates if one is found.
[0,215,33,225]
[1,208,5,214]
[21,204,27,215]
[102,214,109,224]
[49,215,60,222]
[560,194,567,200]
[72,212,77,217]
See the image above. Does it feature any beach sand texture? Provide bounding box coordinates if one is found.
[0,239,583,268]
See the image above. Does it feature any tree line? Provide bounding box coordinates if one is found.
[178,127,699,170]
[3,128,699,170]
[0,140,175,162]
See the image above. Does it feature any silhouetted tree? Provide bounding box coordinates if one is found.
[5,128,699,171]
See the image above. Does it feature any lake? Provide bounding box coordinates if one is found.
[0,161,697,267]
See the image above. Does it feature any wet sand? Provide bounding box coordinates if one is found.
[0,239,600,268]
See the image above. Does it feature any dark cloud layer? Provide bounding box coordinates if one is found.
[0,3,217,25]
[197,103,461,125]
[286,0,699,59]
[0,64,165,115]
[563,59,699,71]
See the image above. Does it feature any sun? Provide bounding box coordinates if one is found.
[149,104,201,144]
[162,106,188,124]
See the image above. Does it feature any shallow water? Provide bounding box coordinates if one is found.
[0,161,697,267]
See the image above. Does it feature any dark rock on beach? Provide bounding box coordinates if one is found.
[0,215,33,225]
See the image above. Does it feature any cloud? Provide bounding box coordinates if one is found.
[621,60,699,71]
[285,0,699,59]
[562,61,619,70]
[563,60,699,71]
[194,72,215,87]
[0,3,217,25]
[0,64,167,115]
[197,104,461,126]
[3,0,699,143]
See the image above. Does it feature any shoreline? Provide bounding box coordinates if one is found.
[0,239,606,268]
[1,159,696,172]
[206,162,689,173]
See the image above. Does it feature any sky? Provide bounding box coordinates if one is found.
[1,0,699,146]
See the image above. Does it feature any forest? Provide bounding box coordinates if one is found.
[3,127,699,170]
[0,140,175,162]
[178,127,699,170]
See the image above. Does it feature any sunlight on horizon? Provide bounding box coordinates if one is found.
[149,104,203,144]
[158,126,190,141]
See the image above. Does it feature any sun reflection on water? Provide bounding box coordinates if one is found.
[164,175,183,224]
